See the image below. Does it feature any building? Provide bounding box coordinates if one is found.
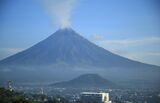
[80,92,112,103]
[7,81,13,91]
[40,87,44,95]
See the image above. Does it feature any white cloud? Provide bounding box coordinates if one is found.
[0,48,24,60]
[0,68,11,72]
[89,34,105,42]
[89,34,160,66]
[99,37,160,48]
[122,52,160,66]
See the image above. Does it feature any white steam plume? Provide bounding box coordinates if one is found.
[43,0,76,28]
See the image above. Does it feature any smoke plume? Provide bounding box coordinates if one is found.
[43,0,76,28]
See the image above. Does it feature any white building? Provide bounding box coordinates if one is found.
[7,81,13,91]
[81,92,112,103]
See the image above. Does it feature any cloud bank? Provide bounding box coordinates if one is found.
[0,48,24,61]
[90,35,160,66]
[43,0,76,28]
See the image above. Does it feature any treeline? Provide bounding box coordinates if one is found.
[0,87,69,103]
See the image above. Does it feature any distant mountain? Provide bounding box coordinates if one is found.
[51,74,118,88]
[0,28,160,88]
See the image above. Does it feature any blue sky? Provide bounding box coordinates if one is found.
[0,0,160,66]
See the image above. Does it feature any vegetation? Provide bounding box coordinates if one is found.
[0,87,68,103]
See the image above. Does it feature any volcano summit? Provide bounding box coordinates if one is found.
[0,28,160,88]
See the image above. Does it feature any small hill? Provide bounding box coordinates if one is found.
[51,74,119,88]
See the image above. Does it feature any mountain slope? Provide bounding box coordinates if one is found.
[0,28,154,67]
[51,74,118,88]
[0,28,160,88]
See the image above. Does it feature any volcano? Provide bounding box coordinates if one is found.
[0,28,160,88]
